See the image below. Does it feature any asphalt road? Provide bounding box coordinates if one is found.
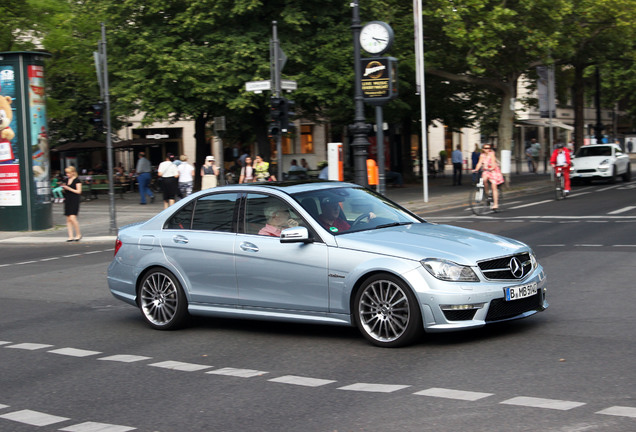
[1,179,635,431]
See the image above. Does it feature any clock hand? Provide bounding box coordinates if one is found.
[372,37,387,42]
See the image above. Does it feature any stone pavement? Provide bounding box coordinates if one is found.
[0,170,553,244]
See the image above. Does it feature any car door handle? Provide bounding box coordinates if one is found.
[173,235,189,244]
[240,242,259,252]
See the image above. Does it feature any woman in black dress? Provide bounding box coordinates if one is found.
[62,166,82,241]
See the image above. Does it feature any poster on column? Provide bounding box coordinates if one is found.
[29,64,50,202]
[0,65,21,206]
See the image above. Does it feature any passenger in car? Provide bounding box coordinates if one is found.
[258,203,298,237]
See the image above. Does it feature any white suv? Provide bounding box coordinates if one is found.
[571,143,631,183]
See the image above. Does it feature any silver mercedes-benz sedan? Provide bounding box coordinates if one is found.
[107,181,547,347]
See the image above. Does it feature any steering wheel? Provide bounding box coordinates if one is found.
[351,212,371,228]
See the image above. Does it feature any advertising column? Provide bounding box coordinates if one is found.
[0,51,52,231]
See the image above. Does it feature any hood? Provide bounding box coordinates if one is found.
[572,156,610,169]
[335,223,528,264]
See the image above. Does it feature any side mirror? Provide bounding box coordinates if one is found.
[280,226,313,244]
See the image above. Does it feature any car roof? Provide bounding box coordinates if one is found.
[212,180,360,195]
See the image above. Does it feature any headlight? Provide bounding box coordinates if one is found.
[529,251,538,270]
[421,259,479,282]
[598,159,610,171]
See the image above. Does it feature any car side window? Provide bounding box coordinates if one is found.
[190,193,239,232]
[244,194,300,237]
[165,202,195,229]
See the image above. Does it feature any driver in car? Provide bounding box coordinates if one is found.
[318,197,350,233]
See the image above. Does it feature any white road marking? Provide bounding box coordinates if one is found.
[613,244,636,247]
[501,396,585,410]
[573,244,603,247]
[0,404,8,409]
[6,343,53,350]
[0,341,12,346]
[48,348,102,357]
[338,383,410,393]
[269,375,336,387]
[59,421,136,432]
[414,387,493,401]
[207,367,268,378]
[98,354,152,363]
[148,360,211,372]
[509,199,554,209]
[537,244,565,247]
[608,206,636,215]
[0,409,69,426]
[596,406,636,418]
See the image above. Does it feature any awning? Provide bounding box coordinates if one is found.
[516,118,574,131]
[51,140,106,152]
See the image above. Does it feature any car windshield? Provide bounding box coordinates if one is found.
[292,186,422,235]
[576,146,612,157]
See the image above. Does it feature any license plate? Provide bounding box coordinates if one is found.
[505,282,537,301]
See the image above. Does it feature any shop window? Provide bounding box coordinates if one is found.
[270,136,293,155]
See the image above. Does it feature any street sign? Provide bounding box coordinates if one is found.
[146,134,169,139]
[281,79,297,91]
[245,80,272,93]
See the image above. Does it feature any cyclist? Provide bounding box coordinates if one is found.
[473,144,504,211]
[550,143,571,195]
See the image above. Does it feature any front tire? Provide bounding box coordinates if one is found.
[353,274,423,348]
[138,268,188,330]
[623,164,631,182]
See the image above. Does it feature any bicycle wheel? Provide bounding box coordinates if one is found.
[555,174,565,200]
[469,186,491,215]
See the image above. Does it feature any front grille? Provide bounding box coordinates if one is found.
[443,309,477,321]
[478,253,532,280]
[485,292,542,322]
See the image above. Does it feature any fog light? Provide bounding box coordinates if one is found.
[440,303,485,311]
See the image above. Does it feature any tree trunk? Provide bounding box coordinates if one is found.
[497,78,516,185]
[573,64,585,151]
[194,113,210,190]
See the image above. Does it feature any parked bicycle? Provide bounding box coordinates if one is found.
[469,177,503,215]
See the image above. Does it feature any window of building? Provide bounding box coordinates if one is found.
[271,136,293,155]
[300,125,313,154]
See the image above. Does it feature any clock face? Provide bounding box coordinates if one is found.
[360,21,393,55]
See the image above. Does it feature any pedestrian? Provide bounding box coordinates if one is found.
[177,154,195,197]
[530,138,541,173]
[200,155,219,189]
[471,144,481,184]
[51,171,64,203]
[254,154,276,182]
[135,151,155,205]
[62,165,82,241]
[157,153,179,208]
[239,156,254,183]
[628,140,633,154]
[451,144,463,186]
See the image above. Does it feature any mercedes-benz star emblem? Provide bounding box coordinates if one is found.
[509,257,524,279]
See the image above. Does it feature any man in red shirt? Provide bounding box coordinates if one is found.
[550,143,572,194]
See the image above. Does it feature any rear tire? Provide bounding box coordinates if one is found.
[623,164,631,182]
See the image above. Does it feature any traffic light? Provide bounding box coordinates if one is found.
[269,97,283,136]
[281,98,295,133]
[90,102,104,133]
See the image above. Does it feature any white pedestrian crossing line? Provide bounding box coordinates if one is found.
[59,421,137,432]
[596,406,636,418]
[500,396,585,411]
[7,342,53,350]
[98,354,152,363]
[48,347,102,357]
[414,387,493,401]
[338,383,410,393]
[269,375,336,387]
[148,360,211,372]
[0,409,69,426]
[206,367,268,378]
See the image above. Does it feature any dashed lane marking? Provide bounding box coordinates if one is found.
[0,249,112,267]
[48,347,102,357]
[608,206,636,215]
[148,360,211,372]
[98,354,153,363]
[509,199,554,209]
[414,387,493,401]
[501,396,586,411]
[597,406,636,418]
[338,383,411,393]
[6,343,53,350]
[207,367,268,378]
[0,409,69,426]
[59,421,136,432]
[269,375,336,387]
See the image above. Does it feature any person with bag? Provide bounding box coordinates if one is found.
[200,155,219,189]
[158,153,179,208]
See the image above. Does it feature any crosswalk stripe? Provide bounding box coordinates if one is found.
[501,396,585,410]
[0,409,69,426]
[338,383,410,393]
[148,360,211,372]
[6,343,53,350]
[414,387,493,401]
[207,367,268,378]
[98,354,152,363]
[59,421,136,432]
[596,406,636,418]
[269,375,336,387]
[48,348,102,357]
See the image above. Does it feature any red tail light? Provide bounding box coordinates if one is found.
[114,238,122,256]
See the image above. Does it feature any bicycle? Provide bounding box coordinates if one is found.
[469,177,503,215]
[553,166,567,200]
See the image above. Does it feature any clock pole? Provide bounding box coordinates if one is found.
[349,2,371,187]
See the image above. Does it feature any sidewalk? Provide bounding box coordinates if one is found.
[0,169,553,244]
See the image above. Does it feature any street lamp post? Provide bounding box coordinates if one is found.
[350,2,371,187]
